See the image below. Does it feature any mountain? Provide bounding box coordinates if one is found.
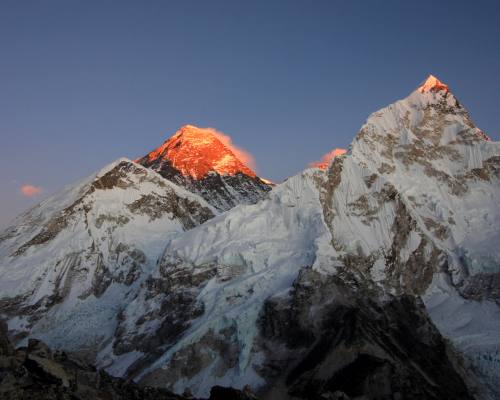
[136,125,272,211]
[1,75,499,399]
[110,75,499,398]
[0,159,215,357]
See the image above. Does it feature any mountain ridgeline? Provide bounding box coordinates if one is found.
[0,76,499,400]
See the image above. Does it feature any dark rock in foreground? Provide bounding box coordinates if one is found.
[0,320,256,400]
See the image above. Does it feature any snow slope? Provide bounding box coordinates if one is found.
[0,158,215,357]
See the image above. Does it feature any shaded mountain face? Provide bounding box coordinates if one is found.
[0,76,499,399]
[136,125,272,211]
[257,269,473,400]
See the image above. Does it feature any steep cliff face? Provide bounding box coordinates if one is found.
[350,74,500,296]
[347,75,500,392]
[256,268,475,400]
[136,125,272,211]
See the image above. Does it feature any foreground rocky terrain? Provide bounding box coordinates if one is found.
[0,293,478,400]
[0,320,258,400]
[0,75,499,399]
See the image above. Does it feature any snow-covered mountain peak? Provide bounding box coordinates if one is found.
[95,156,133,175]
[418,74,449,93]
[352,75,492,171]
[0,155,215,353]
[349,75,500,295]
[136,125,271,211]
[138,125,257,180]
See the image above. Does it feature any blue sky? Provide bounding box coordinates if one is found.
[1,0,499,227]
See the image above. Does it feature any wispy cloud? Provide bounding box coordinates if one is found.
[20,184,42,197]
[210,128,257,170]
[309,148,347,170]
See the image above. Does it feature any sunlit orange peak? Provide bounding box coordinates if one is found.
[146,125,257,179]
[418,74,449,93]
[309,148,347,170]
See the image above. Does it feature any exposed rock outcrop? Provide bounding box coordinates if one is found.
[0,321,255,400]
[256,268,477,400]
[0,321,185,400]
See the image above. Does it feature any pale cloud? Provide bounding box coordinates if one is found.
[209,128,257,170]
[20,184,42,197]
